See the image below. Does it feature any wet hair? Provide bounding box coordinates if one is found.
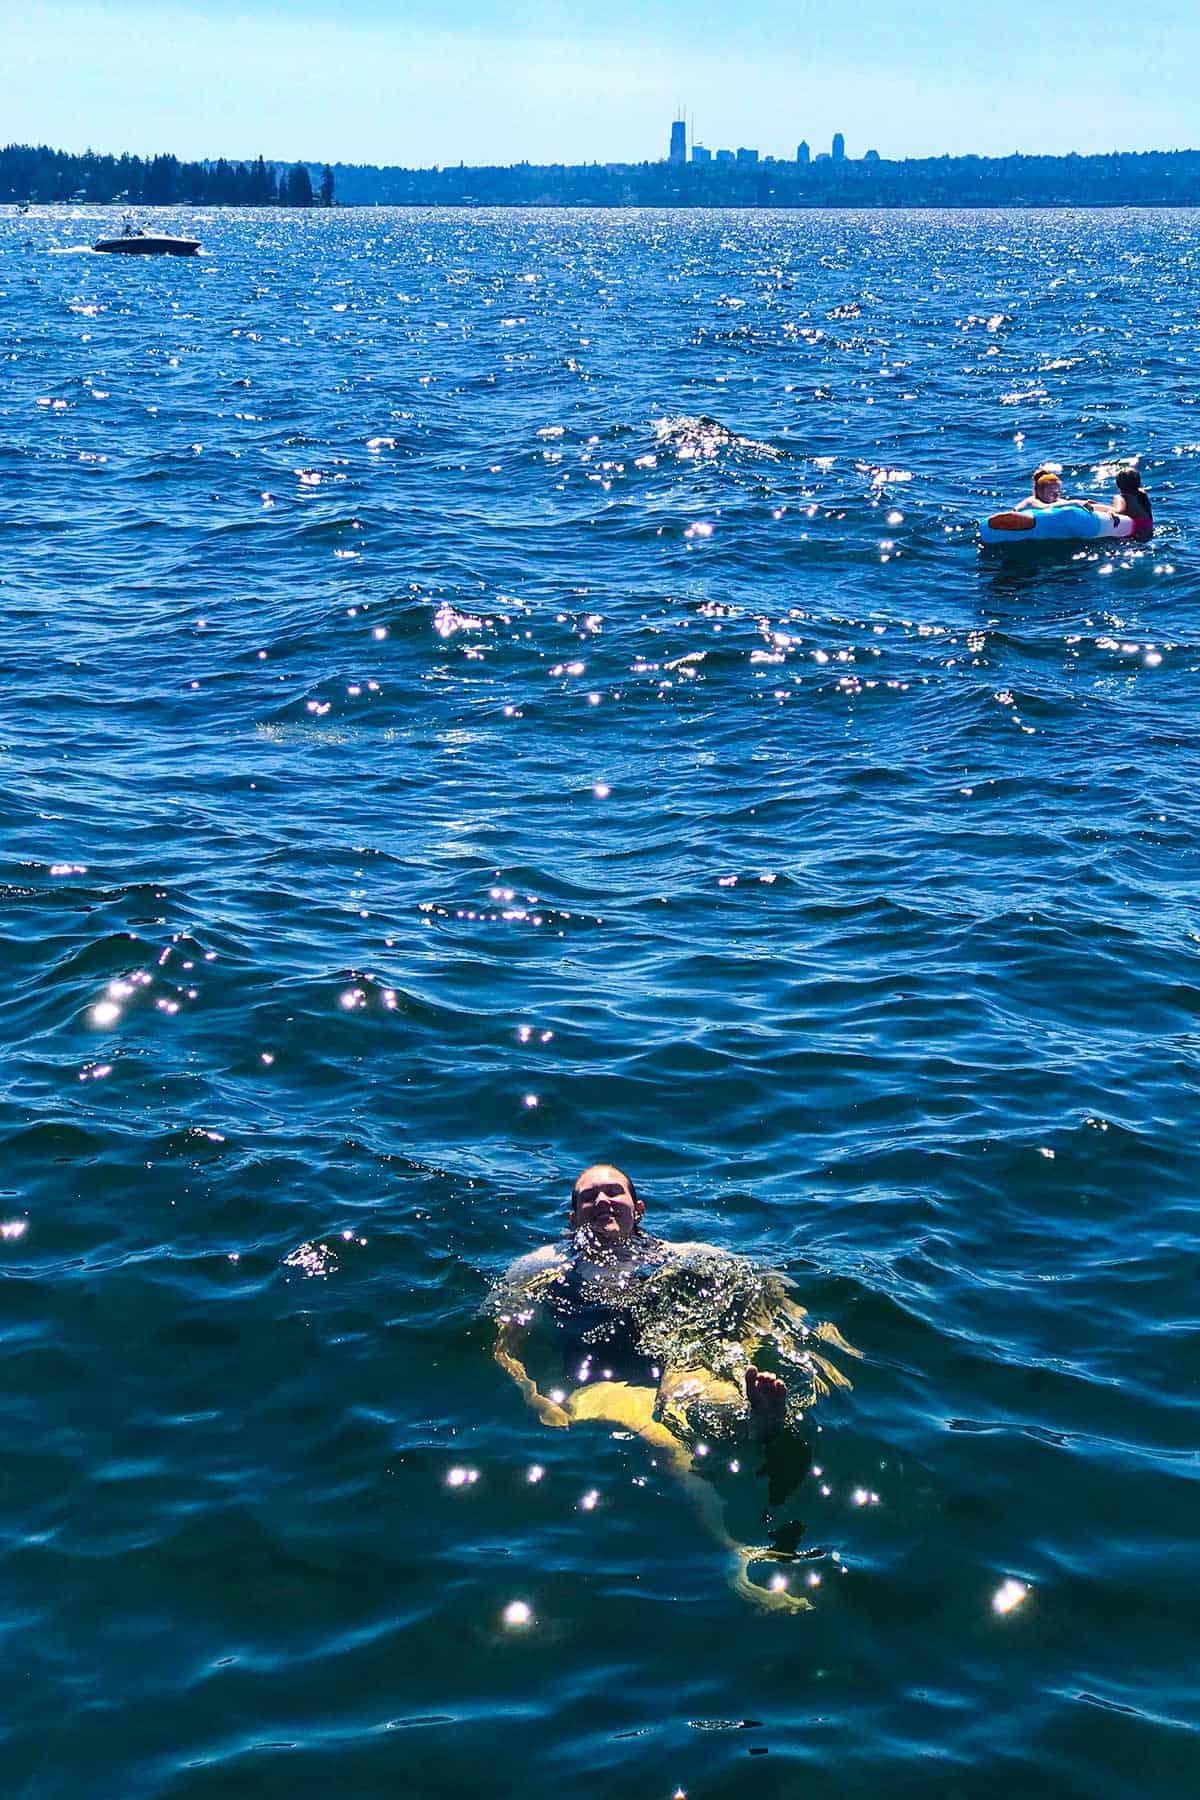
[1115,467,1152,522]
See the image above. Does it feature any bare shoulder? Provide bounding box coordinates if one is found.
[488,1242,568,1323]
[657,1240,797,1289]
[502,1243,567,1285]
[656,1238,750,1267]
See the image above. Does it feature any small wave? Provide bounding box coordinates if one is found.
[652,414,783,462]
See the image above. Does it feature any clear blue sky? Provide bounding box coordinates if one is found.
[7,0,1198,166]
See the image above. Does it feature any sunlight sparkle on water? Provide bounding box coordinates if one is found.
[1,206,1192,1800]
[993,1578,1029,1616]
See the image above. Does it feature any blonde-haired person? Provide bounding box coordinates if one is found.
[1018,466,1112,520]
[1021,466,1071,509]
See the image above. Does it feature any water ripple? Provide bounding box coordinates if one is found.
[2,203,1199,1798]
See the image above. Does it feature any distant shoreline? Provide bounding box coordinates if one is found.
[11,199,1200,212]
[5,142,1200,210]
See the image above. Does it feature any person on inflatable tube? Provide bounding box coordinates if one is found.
[1021,467,1084,511]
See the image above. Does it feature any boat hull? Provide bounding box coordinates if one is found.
[93,236,201,256]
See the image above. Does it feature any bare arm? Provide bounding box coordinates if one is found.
[494,1320,571,1428]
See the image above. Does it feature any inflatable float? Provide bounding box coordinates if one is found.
[980,503,1135,547]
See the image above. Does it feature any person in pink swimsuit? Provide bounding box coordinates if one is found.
[1111,468,1154,540]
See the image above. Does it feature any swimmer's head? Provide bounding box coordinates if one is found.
[570,1164,644,1246]
[1033,466,1061,501]
[1115,467,1143,496]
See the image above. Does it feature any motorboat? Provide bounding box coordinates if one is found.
[93,226,200,256]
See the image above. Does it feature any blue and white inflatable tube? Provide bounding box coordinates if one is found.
[980,503,1135,547]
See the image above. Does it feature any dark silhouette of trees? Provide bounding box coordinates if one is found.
[0,144,288,205]
[326,148,1200,208]
[281,163,314,207]
[250,155,278,204]
[4,140,1200,210]
[143,153,180,202]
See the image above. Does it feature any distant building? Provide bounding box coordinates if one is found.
[797,140,810,165]
[832,132,846,162]
[715,148,735,164]
[669,119,686,165]
[736,147,759,165]
[692,144,712,164]
[815,151,830,162]
[864,148,880,162]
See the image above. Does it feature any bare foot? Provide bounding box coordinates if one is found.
[745,1365,788,1438]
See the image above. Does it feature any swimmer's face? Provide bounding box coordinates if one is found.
[1036,475,1061,502]
[570,1165,643,1245]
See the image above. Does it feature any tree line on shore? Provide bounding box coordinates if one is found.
[5,141,1200,210]
[328,147,1200,208]
[0,145,335,206]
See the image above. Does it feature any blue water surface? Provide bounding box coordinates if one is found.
[2,204,1199,1799]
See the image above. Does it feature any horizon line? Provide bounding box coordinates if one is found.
[7,139,1200,170]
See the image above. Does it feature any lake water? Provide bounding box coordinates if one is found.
[2,205,1199,1798]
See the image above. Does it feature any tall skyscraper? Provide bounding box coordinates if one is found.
[832,132,846,162]
[669,118,686,165]
[797,140,810,165]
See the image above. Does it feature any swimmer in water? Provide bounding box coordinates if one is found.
[1110,467,1154,539]
[491,1163,858,1612]
[1018,466,1078,509]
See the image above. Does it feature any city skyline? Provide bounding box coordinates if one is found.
[4,0,1197,167]
[677,118,864,167]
